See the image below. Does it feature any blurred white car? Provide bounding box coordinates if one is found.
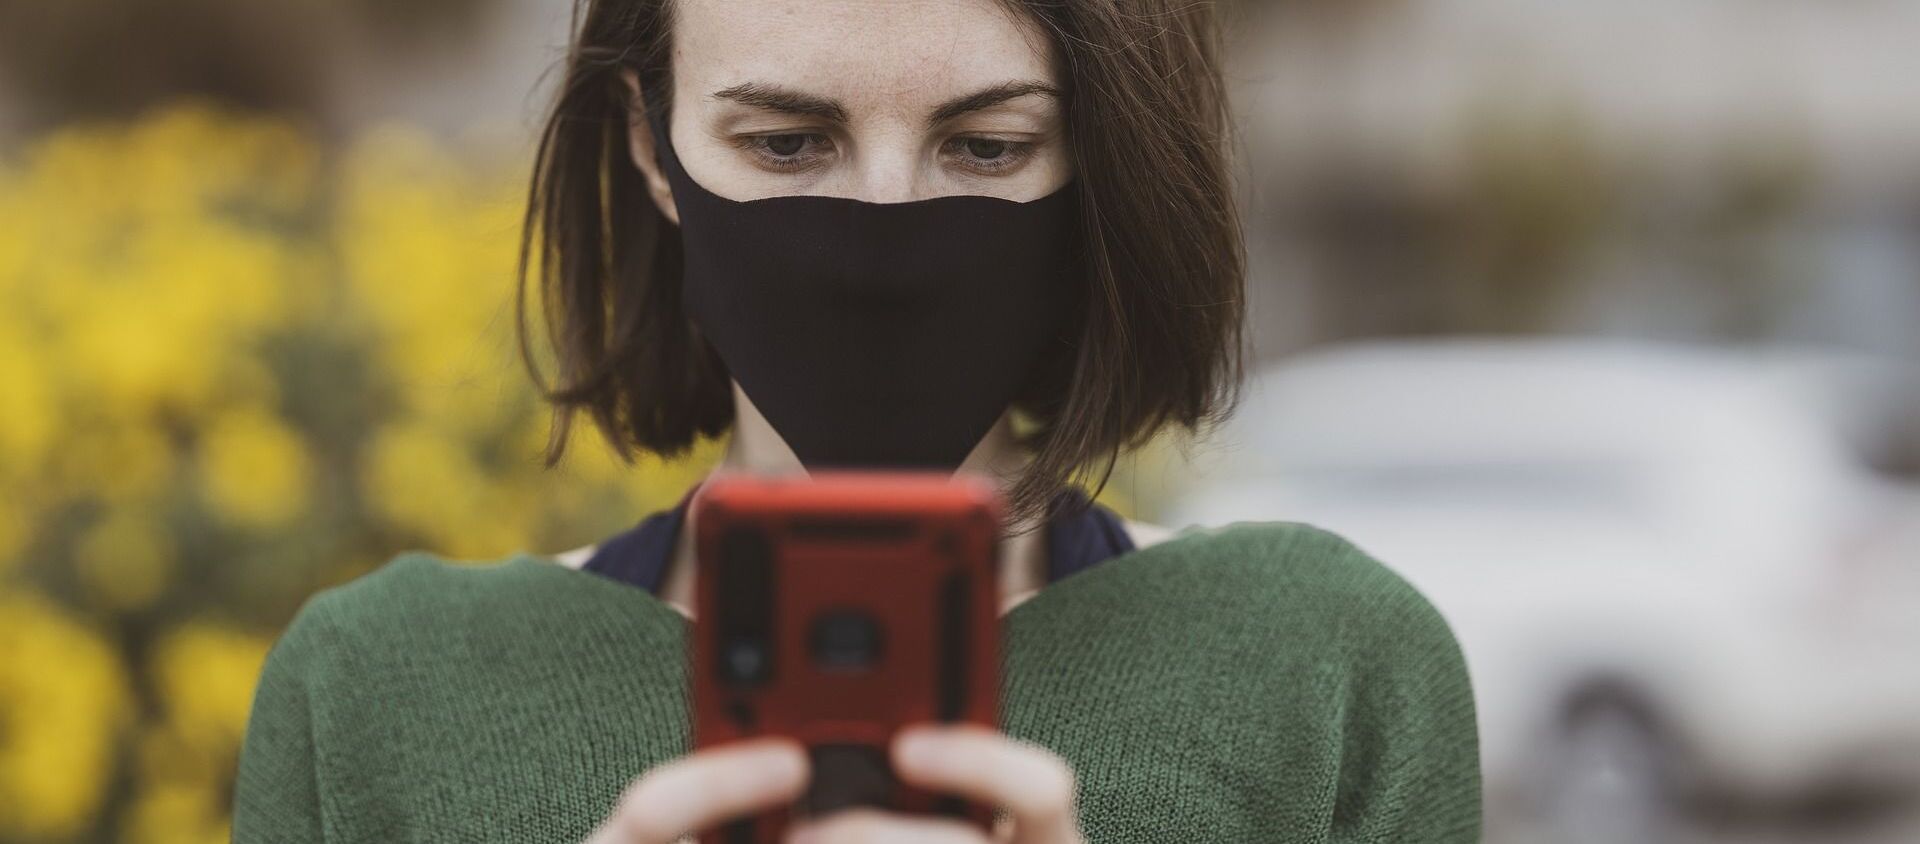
[1164,337,1920,843]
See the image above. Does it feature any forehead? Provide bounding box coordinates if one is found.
[673,0,1057,113]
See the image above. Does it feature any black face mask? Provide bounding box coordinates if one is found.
[644,107,1082,471]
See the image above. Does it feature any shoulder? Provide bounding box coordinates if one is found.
[1140,520,1435,610]
[296,551,531,626]
[1174,522,1479,789]
[1189,522,1481,834]
[1205,522,1479,765]
[262,550,651,668]
[1136,520,1467,668]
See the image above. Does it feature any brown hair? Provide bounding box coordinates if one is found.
[516,0,1246,525]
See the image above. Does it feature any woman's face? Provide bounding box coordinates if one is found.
[623,0,1072,217]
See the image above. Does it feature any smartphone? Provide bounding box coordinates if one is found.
[689,470,1003,844]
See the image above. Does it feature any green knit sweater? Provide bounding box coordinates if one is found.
[232,520,1480,841]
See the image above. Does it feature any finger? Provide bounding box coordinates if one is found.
[890,725,1081,844]
[591,737,809,844]
[784,807,990,844]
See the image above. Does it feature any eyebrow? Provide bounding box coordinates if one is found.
[708,80,1060,127]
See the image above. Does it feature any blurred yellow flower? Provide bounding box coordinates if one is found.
[335,121,525,429]
[121,624,269,844]
[10,103,305,422]
[0,507,26,578]
[197,406,314,530]
[362,420,537,559]
[123,778,230,844]
[0,332,54,485]
[75,506,177,612]
[148,622,271,765]
[0,591,133,840]
[47,422,177,506]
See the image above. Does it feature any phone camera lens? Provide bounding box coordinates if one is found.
[724,639,769,683]
[809,609,883,670]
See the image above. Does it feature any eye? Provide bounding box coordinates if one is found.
[737,133,832,172]
[763,134,811,157]
[733,133,1038,176]
[964,138,1008,159]
[945,136,1036,174]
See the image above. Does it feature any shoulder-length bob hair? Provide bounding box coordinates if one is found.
[517,0,1246,525]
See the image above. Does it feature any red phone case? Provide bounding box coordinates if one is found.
[689,470,1003,844]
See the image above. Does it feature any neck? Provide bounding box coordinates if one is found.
[659,387,1049,613]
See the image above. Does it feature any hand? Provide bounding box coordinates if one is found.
[783,723,1085,844]
[585,736,808,844]
[584,726,1083,844]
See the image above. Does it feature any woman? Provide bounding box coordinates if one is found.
[233,0,1480,841]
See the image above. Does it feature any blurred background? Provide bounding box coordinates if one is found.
[0,0,1915,841]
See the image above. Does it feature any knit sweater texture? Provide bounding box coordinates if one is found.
[232,520,1481,841]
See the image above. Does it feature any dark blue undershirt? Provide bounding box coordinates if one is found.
[582,483,1136,595]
